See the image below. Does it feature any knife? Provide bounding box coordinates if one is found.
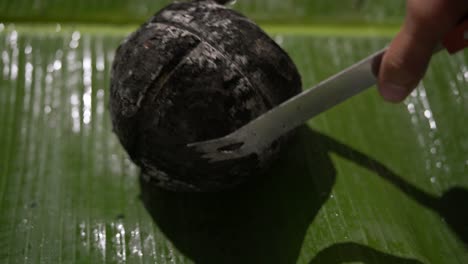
[188,19,468,162]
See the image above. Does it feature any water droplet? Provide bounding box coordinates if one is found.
[53,60,62,71]
[44,105,52,114]
[275,35,284,46]
[45,74,54,85]
[83,92,92,106]
[97,89,105,99]
[406,103,415,113]
[424,110,432,119]
[70,41,78,49]
[96,58,105,72]
[9,30,18,44]
[24,45,32,54]
[72,31,81,41]
[47,63,55,73]
[70,93,81,132]
[79,222,87,240]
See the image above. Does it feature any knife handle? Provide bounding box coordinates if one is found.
[443,16,468,54]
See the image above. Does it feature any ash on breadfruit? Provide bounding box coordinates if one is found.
[110,0,302,192]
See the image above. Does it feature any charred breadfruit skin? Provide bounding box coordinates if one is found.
[110,0,302,192]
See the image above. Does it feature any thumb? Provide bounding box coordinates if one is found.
[378,0,468,103]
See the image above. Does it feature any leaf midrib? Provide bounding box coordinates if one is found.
[0,23,399,37]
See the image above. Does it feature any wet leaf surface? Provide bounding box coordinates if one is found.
[0,0,405,24]
[0,23,467,264]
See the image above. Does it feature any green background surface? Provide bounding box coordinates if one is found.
[0,0,406,24]
[1,0,467,263]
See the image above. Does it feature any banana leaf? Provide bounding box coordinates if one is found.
[1,1,467,263]
[0,0,405,24]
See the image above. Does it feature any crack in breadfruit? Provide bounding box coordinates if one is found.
[153,21,274,109]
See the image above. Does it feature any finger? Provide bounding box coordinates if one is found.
[378,24,435,102]
[378,0,468,103]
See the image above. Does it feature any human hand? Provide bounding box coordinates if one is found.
[378,0,468,103]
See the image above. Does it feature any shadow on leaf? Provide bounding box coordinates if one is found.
[140,126,334,263]
[321,131,468,245]
[309,242,423,264]
[140,126,467,263]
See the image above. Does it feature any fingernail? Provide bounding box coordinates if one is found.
[379,82,408,103]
